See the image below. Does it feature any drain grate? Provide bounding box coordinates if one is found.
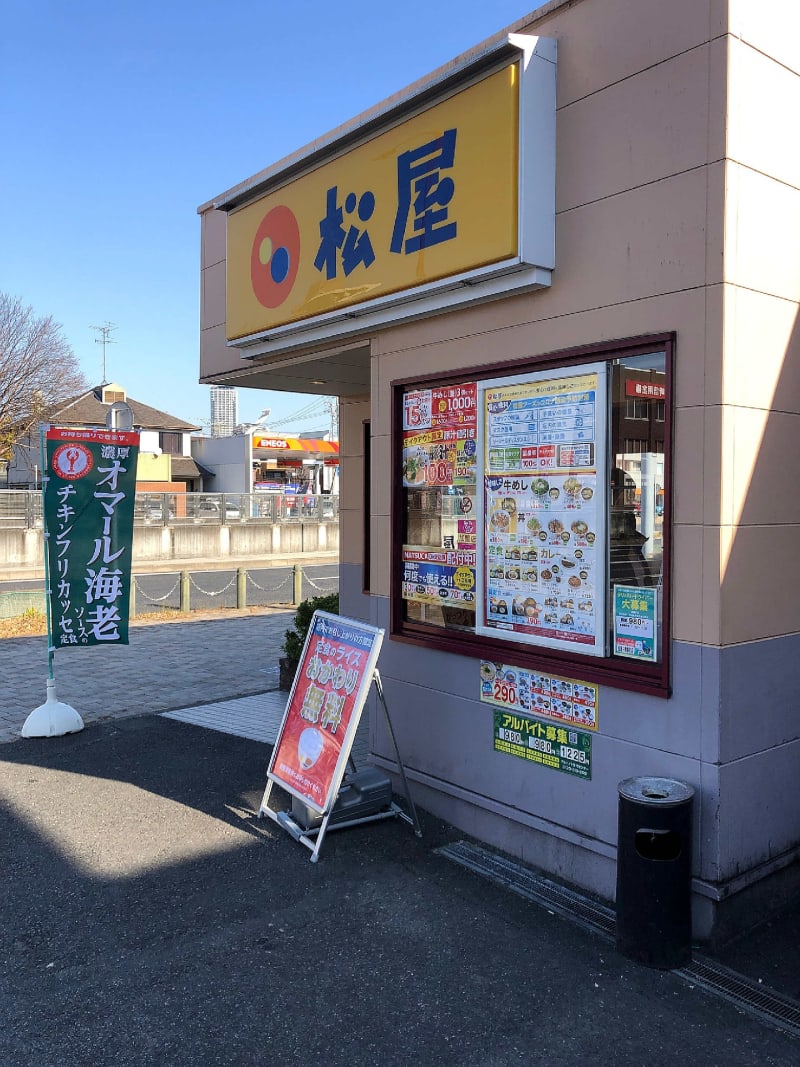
[437,840,800,1040]
[676,958,800,1038]
[436,839,616,940]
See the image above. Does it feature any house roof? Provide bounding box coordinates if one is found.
[171,455,209,479]
[53,384,201,433]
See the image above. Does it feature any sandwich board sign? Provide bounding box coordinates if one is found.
[260,611,387,859]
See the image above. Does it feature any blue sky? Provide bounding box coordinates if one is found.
[1,0,539,434]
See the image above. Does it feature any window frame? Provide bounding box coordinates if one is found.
[159,431,183,456]
[390,333,674,697]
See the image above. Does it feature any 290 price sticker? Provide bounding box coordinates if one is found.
[492,680,518,707]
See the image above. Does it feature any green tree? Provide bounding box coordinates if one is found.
[0,293,87,460]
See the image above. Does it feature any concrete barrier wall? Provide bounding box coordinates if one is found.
[0,529,43,570]
[0,522,339,573]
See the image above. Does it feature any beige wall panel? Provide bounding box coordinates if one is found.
[370,513,392,598]
[201,261,226,332]
[720,524,800,643]
[556,45,714,213]
[724,287,800,412]
[551,171,712,313]
[339,510,363,567]
[200,208,226,270]
[673,406,711,528]
[370,431,391,519]
[727,0,800,78]
[703,405,724,527]
[199,323,231,380]
[728,39,800,188]
[338,399,369,568]
[702,526,722,646]
[338,480,364,570]
[376,284,713,412]
[671,523,707,644]
[704,161,726,301]
[339,397,369,458]
[702,283,725,410]
[533,0,716,109]
[337,459,363,512]
[726,407,800,527]
[726,165,800,300]
[706,33,728,165]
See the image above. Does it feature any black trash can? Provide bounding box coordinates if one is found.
[616,776,694,969]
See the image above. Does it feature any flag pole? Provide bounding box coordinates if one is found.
[20,425,84,738]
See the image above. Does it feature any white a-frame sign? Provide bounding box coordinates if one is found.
[259,611,420,861]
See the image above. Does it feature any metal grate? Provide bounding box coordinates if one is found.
[437,839,616,939]
[437,840,800,1040]
[676,958,800,1038]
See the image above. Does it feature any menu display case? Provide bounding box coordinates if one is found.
[398,347,667,673]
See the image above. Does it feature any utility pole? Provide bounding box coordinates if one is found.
[91,322,117,384]
[324,397,339,440]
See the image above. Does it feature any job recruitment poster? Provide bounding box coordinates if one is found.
[478,366,608,656]
[44,426,140,647]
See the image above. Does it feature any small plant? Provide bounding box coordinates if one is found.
[279,592,339,689]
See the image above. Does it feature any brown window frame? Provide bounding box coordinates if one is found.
[390,333,674,698]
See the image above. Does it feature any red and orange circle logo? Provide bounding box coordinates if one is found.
[250,205,301,308]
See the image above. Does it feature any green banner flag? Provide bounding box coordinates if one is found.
[44,427,140,648]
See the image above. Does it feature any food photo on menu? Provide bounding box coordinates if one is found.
[485,473,598,639]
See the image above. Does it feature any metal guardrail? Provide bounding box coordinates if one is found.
[0,564,339,623]
[0,590,48,620]
[0,491,339,529]
[0,492,43,528]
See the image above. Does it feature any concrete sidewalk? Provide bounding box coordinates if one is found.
[1,613,799,1064]
[0,608,294,743]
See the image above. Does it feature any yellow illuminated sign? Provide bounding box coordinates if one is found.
[227,65,519,340]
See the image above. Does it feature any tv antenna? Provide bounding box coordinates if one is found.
[91,322,117,384]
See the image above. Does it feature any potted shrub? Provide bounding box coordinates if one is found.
[279,592,339,690]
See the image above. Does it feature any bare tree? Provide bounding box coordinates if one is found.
[0,293,87,460]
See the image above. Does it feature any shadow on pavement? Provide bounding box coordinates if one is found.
[1,714,798,1066]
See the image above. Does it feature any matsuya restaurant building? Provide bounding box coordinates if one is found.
[199,0,800,941]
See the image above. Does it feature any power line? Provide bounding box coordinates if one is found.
[268,398,329,429]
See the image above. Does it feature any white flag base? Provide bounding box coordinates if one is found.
[21,680,84,738]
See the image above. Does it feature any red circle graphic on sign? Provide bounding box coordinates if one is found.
[250,205,301,308]
[51,444,94,480]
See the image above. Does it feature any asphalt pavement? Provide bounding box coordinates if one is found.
[1,610,799,1065]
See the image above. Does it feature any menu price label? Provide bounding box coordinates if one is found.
[480,661,598,730]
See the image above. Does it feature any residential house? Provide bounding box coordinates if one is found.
[8,383,206,492]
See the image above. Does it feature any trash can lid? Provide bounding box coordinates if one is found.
[618,776,694,806]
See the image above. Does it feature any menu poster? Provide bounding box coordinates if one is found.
[402,383,479,612]
[402,383,478,489]
[478,366,608,656]
[267,612,384,814]
[480,661,599,730]
[402,548,477,609]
